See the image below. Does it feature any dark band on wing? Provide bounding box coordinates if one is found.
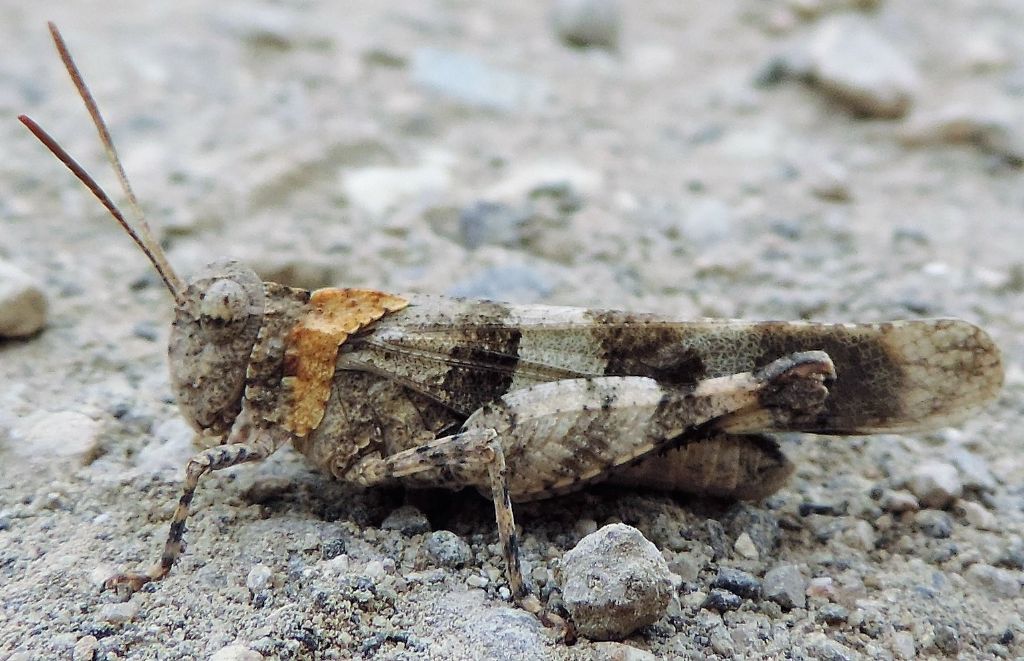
[752,322,902,432]
[587,310,708,385]
[437,302,523,412]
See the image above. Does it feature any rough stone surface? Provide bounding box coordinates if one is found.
[559,523,674,640]
[0,259,46,338]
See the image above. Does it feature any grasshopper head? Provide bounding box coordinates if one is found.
[169,260,265,436]
[21,26,265,439]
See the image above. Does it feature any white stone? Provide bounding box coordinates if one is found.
[956,500,998,531]
[0,260,46,338]
[98,601,139,624]
[363,559,386,581]
[892,630,916,659]
[907,461,962,509]
[9,410,101,465]
[246,563,274,591]
[805,15,920,118]
[210,644,264,661]
[733,532,760,560]
[343,151,453,217]
[881,489,920,513]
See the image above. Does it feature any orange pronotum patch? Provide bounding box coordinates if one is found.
[282,288,408,436]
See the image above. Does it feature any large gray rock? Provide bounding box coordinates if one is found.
[559,523,674,640]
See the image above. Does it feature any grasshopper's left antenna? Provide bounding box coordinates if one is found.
[19,22,186,304]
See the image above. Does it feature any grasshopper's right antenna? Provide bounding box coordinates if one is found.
[18,22,186,305]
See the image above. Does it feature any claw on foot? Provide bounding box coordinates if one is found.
[103,571,154,600]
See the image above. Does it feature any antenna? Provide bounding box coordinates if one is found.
[18,22,186,304]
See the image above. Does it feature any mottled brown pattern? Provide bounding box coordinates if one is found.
[168,260,265,435]
[281,288,408,436]
[348,307,1001,434]
[242,283,311,427]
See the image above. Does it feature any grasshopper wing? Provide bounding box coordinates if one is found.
[341,296,1002,435]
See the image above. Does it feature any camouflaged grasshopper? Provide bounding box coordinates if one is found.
[22,23,1004,626]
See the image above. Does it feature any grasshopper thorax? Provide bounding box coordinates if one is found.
[169,260,265,436]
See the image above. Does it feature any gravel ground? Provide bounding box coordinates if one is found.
[2,1,1023,659]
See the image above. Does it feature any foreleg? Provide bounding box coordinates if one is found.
[105,413,286,597]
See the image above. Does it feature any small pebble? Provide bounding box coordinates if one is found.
[411,48,549,113]
[907,461,962,509]
[343,160,452,217]
[551,0,621,50]
[363,559,387,581]
[763,564,807,609]
[816,603,850,624]
[98,601,139,624]
[806,576,837,600]
[804,632,856,661]
[209,644,265,661]
[0,259,47,338]
[709,626,735,656]
[964,563,1022,598]
[466,574,489,589]
[891,630,916,660]
[996,539,1024,570]
[723,505,781,558]
[702,589,743,612]
[803,15,920,118]
[915,509,954,539]
[733,532,759,560]
[807,159,851,201]
[320,537,347,560]
[881,489,920,513]
[72,635,98,661]
[842,519,876,551]
[933,624,961,655]
[560,523,674,640]
[949,449,998,492]
[592,641,660,661]
[424,530,472,568]
[956,500,998,531]
[381,505,431,535]
[246,563,274,592]
[9,410,101,466]
[711,567,762,600]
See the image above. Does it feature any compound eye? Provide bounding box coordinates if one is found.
[200,279,248,323]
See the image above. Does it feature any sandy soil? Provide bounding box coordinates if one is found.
[1,1,1022,659]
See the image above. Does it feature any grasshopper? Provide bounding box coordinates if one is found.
[21,23,1003,630]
